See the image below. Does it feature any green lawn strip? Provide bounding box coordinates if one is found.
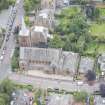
[84,42,98,56]
[84,42,105,56]
[90,22,105,38]
[99,8,105,17]
[97,43,105,54]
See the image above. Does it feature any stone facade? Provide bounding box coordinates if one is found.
[18,17,51,47]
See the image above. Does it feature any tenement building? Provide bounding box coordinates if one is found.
[19,47,80,76]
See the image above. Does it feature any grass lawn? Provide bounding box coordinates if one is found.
[84,43,105,56]
[90,22,105,39]
[84,42,98,55]
[97,43,105,54]
[99,8,105,17]
[61,6,81,17]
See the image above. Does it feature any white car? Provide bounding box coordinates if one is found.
[0,56,4,63]
[77,81,83,86]
[2,51,5,55]
[0,56,3,61]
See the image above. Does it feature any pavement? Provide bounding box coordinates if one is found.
[8,73,100,93]
[0,0,24,80]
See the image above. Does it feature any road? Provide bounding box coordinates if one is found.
[0,0,24,80]
[8,73,100,93]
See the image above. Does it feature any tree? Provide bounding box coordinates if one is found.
[85,70,96,86]
[0,79,16,95]
[11,47,19,71]
[48,35,64,48]
[24,0,40,13]
[0,0,15,11]
[0,97,6,105]
[73,91,88,103]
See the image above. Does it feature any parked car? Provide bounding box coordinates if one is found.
[0,55,4,62]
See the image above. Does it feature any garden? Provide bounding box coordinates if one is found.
[49,6,105,57]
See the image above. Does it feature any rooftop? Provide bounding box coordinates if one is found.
[32,25,52,38]
[20,47,79,72]
[98,53,105,64]
[38,9,54,19]
[33,26,48,33]
[19,16,29,36]
[100,63,105,71]
[79,57,94,74]
[10,90,33,105]
[47,94,73,105]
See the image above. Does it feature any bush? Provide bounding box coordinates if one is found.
[24,0,40,13]
[11,47,19,71]
[73,91,88,102]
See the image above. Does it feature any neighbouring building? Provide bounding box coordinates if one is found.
[19,17,52,47]
[94,95,105,105]
[55,0,70,8]
[19,17,31,47]
[79,57,95,75]
[10,90,34,105]
[35,9,55,30]
[19,47,80,76]
[47,94,73,105]
[41,0,56,10]
[30,26,52,46]
[98,53,105,72]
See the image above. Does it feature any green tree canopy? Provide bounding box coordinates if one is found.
[48,35,64,48]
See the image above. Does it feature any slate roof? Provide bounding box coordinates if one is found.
[19,16,29,36]
[20,47,79,72]
[47,94,73,105]
[37,8,54,18]
[31,26,52,38]
[79,57,94,74]
[10,90,33,105]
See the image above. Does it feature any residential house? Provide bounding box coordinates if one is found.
[79,57,95,75]
[30,26,52,46]
[19,47,80,76]
[47,94,73,105]
[19,17,31,47]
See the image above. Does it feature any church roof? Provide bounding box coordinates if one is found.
[19,16,29,36]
